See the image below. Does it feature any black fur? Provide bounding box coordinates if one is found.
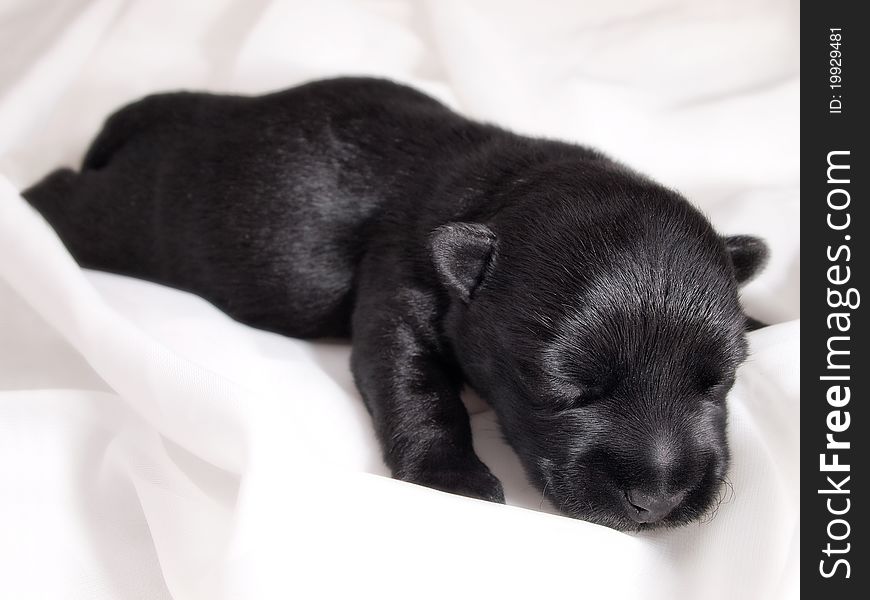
[23,77,768,530]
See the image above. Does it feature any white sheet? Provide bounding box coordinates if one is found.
[0,1,799,598]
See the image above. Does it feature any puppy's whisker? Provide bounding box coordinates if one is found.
[540,476,552,509]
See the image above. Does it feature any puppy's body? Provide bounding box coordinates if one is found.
[25,77,766,530]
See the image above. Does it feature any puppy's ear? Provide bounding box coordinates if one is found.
[430,222,496,302]
[724,235,769,284]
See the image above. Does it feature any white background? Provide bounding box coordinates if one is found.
[0,1,799,598]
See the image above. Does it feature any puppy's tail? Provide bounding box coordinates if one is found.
[24,95,163,223]
[21,167,80,233]
[22,95,187,276]
[21,167,144,274]
[21,167,104,265]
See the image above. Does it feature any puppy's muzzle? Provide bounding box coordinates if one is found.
[622,489,687,524]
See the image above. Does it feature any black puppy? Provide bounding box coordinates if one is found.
[24,77,767,531]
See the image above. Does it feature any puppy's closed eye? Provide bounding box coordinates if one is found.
[550,375,618,411]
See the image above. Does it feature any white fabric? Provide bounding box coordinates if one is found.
[0,1,799,598]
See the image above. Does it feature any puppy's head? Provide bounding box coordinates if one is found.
[431,171,767,530]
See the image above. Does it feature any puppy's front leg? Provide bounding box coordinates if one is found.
[350,288,504,503]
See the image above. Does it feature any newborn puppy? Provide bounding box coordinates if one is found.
[24,77,767,530]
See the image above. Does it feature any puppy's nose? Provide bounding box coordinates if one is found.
[623,489,685,524]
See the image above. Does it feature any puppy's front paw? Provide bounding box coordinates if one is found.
[401,458,505,504]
